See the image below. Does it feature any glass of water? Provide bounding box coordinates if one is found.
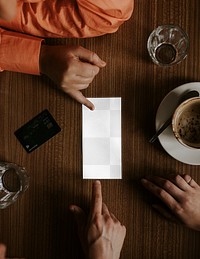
[147,25,189,66]
[0,162,29,209]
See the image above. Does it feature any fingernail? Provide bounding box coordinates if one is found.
[101,60,106,66]
[69,205,75,212]
[141,178,148,184]
[144,175,153,180]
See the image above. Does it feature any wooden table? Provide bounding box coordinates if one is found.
[0,0,200,258]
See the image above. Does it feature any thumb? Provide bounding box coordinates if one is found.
[74,46,106,68]
[68,89,95,110]
[69,205,87,229]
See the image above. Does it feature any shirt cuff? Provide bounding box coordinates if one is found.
[0,30,43,75]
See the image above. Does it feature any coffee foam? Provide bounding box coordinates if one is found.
[175,102,200,146]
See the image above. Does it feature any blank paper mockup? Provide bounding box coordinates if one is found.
[82,98,121,179]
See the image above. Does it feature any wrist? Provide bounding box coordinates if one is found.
[39,44,50,75]
[88,237,114,259]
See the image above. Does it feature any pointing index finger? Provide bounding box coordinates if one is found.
[67,89,95,110]
[90,181,102,219]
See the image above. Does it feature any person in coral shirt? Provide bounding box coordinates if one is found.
[0,0,134,109]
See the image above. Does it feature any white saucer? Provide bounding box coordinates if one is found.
[156,82,200,165]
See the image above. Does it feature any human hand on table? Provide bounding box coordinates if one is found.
[69,181,126,259]
[141,174,200,231]
[39,45,106,110]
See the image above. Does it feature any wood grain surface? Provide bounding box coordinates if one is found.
[0,0,200,258]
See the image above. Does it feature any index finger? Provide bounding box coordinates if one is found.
[73,46,106,67]
[141,178,179,211]
[75,60,100,78]
[67,89,95,110]
[90,181,102,219]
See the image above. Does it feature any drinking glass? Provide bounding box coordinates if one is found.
[0,162,29,209]
[147,25,189,66]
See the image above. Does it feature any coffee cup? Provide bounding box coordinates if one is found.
[172,97,200,148]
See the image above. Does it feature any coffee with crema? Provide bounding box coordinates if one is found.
[172,97,200,148]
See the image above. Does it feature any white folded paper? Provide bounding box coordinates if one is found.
[82,98,121,179]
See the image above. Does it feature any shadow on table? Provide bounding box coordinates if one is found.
[23,174,88,259]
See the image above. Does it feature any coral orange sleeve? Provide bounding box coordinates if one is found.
[0,27,43,74]
[0,0,134,74]
[0,0,134,38]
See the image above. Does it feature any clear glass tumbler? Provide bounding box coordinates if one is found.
[147,25,189,66]
[0,162,29,209]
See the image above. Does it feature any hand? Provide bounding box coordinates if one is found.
[0,244,6,259]
[39,45,106,110]
[69,181,126,259]
[141,174,200,231]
